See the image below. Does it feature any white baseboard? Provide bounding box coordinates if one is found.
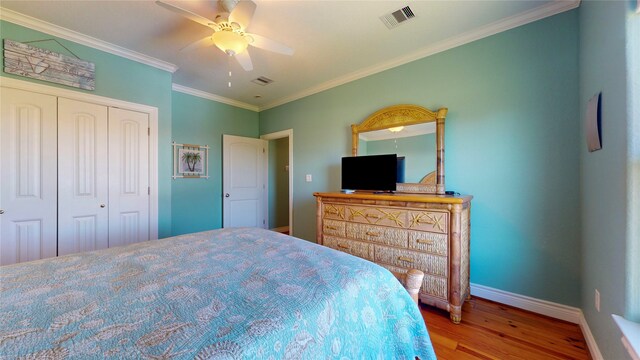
[470,283,602,359]
[580,313,604,360]
[470,283,581,323]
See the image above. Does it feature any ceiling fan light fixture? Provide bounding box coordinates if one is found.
[388,126,405,133]
[212,30,249,55]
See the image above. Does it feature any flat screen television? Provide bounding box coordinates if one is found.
[341,154,397,192]
[397,156,406,183]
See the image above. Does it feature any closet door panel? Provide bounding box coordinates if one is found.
[57,98,109,256]
[0,88,58,265]
[109,107,149,247]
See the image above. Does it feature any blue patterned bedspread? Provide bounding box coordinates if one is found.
[0,228,435,359]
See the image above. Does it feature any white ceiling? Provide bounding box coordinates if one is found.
[0,0,579,111]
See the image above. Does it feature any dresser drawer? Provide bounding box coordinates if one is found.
[324,236,374,261]
[322,203,345,220]
[382,264,448,300]
[346,206,407,228]
[346,222,408,248]
[407,210,448,234]
[315,192,472,324]
[408,231,448,256]
[374,245,447,277]
[323,219,346,237]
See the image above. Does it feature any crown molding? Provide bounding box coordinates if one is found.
[172,84,259,112]
[0,7,178,73]
[260,0,580,111]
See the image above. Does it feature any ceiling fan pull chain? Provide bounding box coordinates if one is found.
[228,54,232,88]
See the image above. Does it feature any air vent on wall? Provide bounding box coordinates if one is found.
[251,76,274,86]
[380,6,415,29]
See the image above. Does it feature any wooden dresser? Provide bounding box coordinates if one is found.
[314,191,472,323]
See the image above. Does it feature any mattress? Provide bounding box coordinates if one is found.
[0,227,436,359]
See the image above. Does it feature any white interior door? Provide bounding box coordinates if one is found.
[108,107,149,247]
[57,98,109,256]
[223,135,267,228]
[0,87,58,265]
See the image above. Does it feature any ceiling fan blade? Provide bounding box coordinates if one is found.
[228,0,256,30]
[234,51,253,71]
[246,33,294,56]
[156,0,214,29]
[180,36,215,52]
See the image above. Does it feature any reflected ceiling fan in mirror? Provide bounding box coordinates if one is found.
[156,0,294,72]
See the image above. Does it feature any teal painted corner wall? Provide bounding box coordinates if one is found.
[171,91,259,236]
[0,20,174,238]
[628,9,640,323]
[268,137,289,229]
[259,11,582,306]
[578,1,635,359]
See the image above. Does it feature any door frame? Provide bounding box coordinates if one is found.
[0,77,160,240]
[260,129,293,235]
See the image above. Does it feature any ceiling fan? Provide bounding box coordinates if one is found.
[156,0,294,71]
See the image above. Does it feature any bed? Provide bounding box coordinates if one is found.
[0,227,436,359]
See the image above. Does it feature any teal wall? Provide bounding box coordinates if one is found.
[268,137,289,229]
[171,91,259,236]
[0,20,174,238]
[628,7,640,323]
[578,1,636,359]
[260,11,582,306]
[366,134,436,183]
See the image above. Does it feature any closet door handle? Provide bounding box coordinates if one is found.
[0,209,4,214]
[100,204,106,208]
[225,193,230,198]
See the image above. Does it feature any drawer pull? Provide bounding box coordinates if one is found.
[398,256,414,263]
[325,225,338,230]
[366,214,380,219]
[417,239,434,245]
[416,218,435,224]
[337,244,350,250]
[365,231,380,237]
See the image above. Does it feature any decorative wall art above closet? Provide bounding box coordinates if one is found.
[3,39,95,90]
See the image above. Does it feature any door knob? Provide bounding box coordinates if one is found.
[100,204,106,208]
[225,193,230,197]
[0,209,4,214]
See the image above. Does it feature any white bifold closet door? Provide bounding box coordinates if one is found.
[2,87,151,264]
[57,98,109,256]
[57,102,150,254]
[108,107,149,247]
[0,88,58,265]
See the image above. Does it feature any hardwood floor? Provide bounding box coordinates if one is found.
[421,297,592,360]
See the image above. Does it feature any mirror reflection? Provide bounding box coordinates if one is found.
[358,122,436,183]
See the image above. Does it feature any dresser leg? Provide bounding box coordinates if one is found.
[450,306,462,324]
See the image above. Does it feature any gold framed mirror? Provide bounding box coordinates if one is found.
[351,104,447,194]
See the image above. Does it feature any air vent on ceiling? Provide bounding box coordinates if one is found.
[251,76,274,86]
[380,6,415,29]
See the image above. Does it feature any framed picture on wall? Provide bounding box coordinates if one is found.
[173,142,209,179]
[585,92,602,152]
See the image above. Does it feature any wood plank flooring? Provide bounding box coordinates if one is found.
[421,297,592,360]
